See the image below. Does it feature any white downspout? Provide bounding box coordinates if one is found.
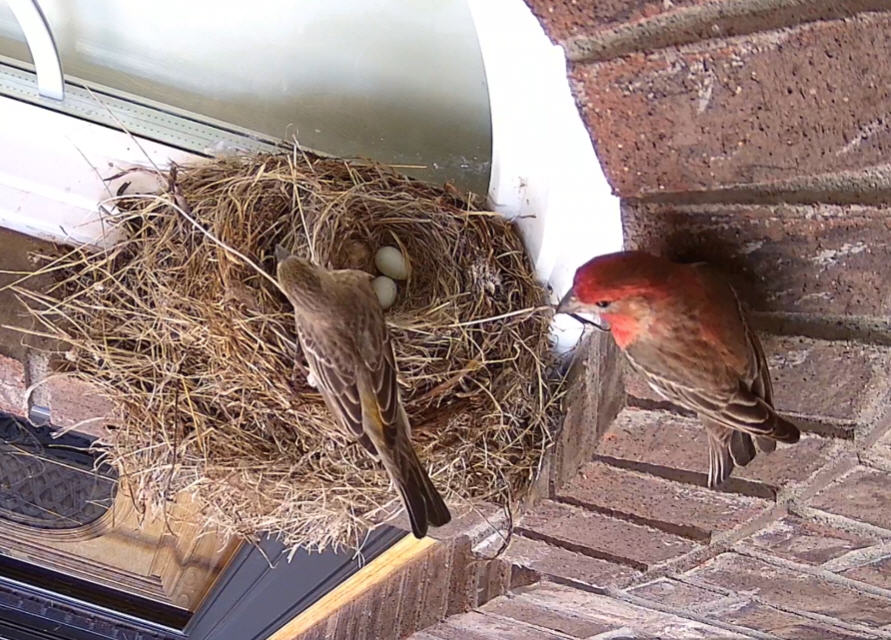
[467,0,623,350]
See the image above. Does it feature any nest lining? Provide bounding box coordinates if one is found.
[19,152,564,551]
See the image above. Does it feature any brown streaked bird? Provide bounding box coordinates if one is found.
[275,247,451,537]
[557,250,800,488]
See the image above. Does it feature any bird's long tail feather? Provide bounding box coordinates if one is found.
[705,410,800,488]
[389,441,451,539]
[769,413,800,443]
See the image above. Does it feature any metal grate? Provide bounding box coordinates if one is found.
[0,56,288,157]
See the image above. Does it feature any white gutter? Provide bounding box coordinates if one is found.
[467,0,623,349]
[0,0,622,349]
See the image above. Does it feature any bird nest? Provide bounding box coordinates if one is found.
[19,152,563,551]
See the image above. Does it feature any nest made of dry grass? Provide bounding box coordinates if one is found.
[18,151,563,551]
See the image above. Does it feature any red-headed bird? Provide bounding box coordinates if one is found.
[276,248,451,537]
[557,251,799,488]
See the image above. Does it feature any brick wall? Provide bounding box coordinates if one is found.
[297,535,538,640]
[2,3,889,637]
[410,1,891,638]
[0,228,114,439]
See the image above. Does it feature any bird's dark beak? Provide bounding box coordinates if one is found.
[274,244,290,263]
[555,288,610,332]
[556,288,581,314]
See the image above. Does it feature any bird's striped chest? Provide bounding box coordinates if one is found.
[623,350,675,402]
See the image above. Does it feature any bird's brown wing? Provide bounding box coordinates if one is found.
[644,368,785,439]
[745,318,773,403]
[345,280,411,449]
[287,267,401,451]
[704,419,756,488]
[331,274,403,447]
[626,266,792,441]
[628,342,780,488]
[343,279,451,536]
[624,336,779,438]
[358,331,403,450]
[355,336,452,537]
[711,269,774,405]
[739,305,778,453]
[726,274,778,453]
[298,326,377,455]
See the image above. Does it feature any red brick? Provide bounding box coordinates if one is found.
[415,543,453,630]
[558,461,768,541]
[519,499,698,570]
[427,502,503,546]
[503,535,638,587]
[481,594,615,638]
[718,600,869,640]
[525,0,704,42]
[809,467,891,531]
[554,331,623,489]
[744,516,876,566]
[839,555,891,591]
[341,602,364,640]
[476,559,511,607]
[330,600,358,640]
[0,354,25,416]
[508,565,540,591]
[371,563,405,640]
[622,203,891,319]
[427,611,567,640]
[296,621,327,640]
[573,14,891,197]
[415,618,494,640]
[597,409,708,481]
[764,336,890,425]
[629,578,726,608]
[623,335,887,435]
[518,582,741,638]
[396,552,432,638]
[350,588,379,640]
[445,538,477,616]
[526,0,883,57]
[598,407,838,496]
[867,429,891,467]
[45,374,116,437]
[691,552,891,627]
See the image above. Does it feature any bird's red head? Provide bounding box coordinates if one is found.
[558,251,680,348]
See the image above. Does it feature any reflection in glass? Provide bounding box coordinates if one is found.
[0,1,492,193]
[0,415,115,531]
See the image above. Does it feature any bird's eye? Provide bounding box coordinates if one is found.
[595,300,611,309]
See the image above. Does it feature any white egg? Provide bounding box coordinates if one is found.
[374,246,411,280]
[371,276,398,309]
